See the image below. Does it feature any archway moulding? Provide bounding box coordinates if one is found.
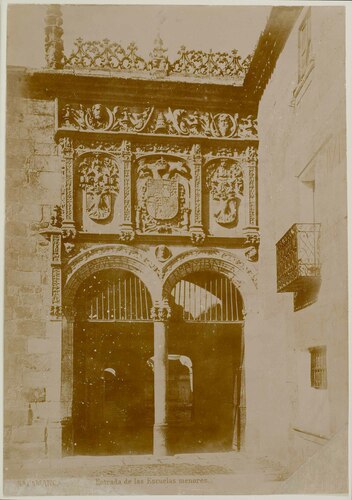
[161,247,257,297]
[63,244,163,307]
[62,244,258,313]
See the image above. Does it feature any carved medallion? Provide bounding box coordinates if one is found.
[78,154,119,221]
[155,245,172,262]
[136,156,191,234]
[206,159,244,227]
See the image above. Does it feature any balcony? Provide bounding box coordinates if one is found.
[276,223,321,294]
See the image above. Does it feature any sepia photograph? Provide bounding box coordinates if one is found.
[2,1,349,496]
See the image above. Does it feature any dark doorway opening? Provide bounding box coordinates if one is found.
[168,271,244,454]
[73,322,154,455]
[72,269,154,455]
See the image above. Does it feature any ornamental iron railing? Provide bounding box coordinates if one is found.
[276,223,321,293]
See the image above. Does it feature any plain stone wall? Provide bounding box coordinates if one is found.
[5,77,62,460]
[257,5,347,483]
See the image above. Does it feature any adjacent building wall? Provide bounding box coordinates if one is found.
[257,6,347,478]
[5,76,63,459]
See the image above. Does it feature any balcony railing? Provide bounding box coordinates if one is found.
[276,223,321,293]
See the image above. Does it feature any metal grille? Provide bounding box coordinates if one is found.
[309,346,327,389]
[82,272,153,322]
[276,223,321,293]
[171,273,243,323]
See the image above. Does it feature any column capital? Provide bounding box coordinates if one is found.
[151,300,171,322]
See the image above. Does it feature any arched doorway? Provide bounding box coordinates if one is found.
[72,269,154,455]
[167,270,245,454]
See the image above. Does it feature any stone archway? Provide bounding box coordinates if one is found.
[63,244,163,310]
[60,244,163,455]
[161,249,258,454]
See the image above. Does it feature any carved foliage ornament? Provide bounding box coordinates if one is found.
[62,103,153,133]
[206,159,244,227]
[78,153,119,221]
[59,102,258,140]
[136,156,191,234]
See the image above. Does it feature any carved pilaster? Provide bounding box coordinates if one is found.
[50,232,62,320]
[190,144,205,245]
[59,137,77,254]
[59,137,75,225]
[119,140,135,241]
[241,146,258,227]
[45,5,64,69]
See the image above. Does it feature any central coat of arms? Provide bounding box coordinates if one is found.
[145,178,179,220]
[136,156,191,233]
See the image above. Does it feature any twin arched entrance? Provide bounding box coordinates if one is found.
[63,248,254,456]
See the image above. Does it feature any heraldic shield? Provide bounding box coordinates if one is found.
[145,178,179,220]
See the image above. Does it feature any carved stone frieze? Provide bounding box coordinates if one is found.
[58,100,258,140]
[61,102,154,133]
[135,155,191,234]
[206,159,244,227]
[78,153,119,222]
[74,140,123,156]
[134,142,191,158]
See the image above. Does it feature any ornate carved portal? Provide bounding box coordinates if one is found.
[51,103,258,324]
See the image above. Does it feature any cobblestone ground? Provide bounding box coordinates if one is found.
[4,452,288,495]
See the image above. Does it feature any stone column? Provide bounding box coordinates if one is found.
[60,308,75,456]
[151,300,171,455]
